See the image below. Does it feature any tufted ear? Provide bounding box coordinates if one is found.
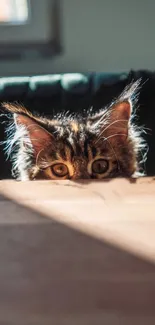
[108,100,132,138]
[90,99,132,141]
[89,79,141,141]
[15,113,53,155]
[3,103,54,156]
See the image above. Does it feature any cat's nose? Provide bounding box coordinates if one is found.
[71,172,90,180]
[72,158,91,179]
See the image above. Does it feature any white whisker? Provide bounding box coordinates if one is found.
[102,137,121,172]
[95,119,129,142]
[36,148,44,168]
[96,133,127,144]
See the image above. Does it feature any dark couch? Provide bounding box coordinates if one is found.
[0,70,155,179]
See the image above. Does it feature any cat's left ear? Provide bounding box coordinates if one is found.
[108,99,132,137]
[90,99,132,139]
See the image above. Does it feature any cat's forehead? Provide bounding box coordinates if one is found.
[49,117,92,140]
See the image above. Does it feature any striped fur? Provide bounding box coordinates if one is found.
[1,80,147,180]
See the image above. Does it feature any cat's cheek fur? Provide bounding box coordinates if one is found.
[28,166,51,180]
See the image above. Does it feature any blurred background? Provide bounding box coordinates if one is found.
[0,0,155,179]
[0,0,154,76]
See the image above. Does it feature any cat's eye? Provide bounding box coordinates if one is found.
[51,163,69,177]
[92,159,109,174]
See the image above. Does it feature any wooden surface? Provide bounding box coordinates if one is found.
[0,178,155,325]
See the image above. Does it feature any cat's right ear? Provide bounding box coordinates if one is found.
[2,103,54,156]
[14,113,54,156]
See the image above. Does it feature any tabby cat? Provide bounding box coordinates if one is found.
[2,80,146,181]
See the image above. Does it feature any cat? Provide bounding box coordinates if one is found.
[2,80,146,181]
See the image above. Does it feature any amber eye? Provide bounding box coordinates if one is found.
[92,159,109,174]
[51,163,69,177]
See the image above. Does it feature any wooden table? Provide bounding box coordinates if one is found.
[0,178,155,325]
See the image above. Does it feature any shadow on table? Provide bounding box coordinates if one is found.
[0,192,154,325]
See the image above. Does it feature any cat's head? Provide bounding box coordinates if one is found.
[2,80,146,180]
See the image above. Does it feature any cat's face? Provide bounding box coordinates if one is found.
[3,81,145,180]
[33,114,136,181]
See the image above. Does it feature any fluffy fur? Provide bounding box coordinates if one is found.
[1,80,147,181]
